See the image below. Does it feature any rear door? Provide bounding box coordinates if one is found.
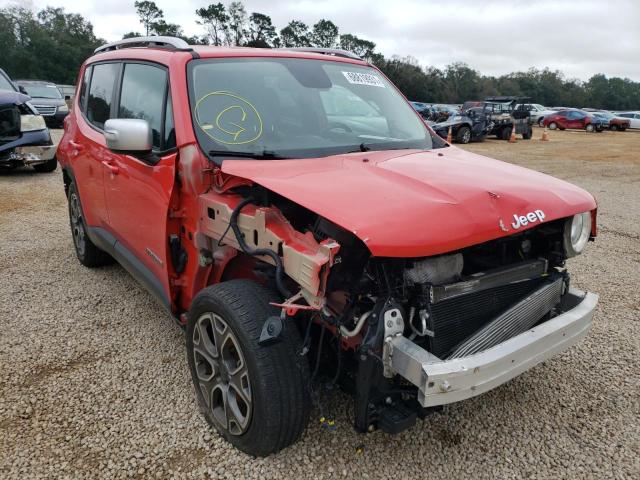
[102,62,177,301]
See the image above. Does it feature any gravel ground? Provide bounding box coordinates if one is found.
[1,129,638,479]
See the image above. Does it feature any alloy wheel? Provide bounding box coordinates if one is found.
[192,313,252,436]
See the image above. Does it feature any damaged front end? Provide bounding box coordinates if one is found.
[195,180,597,435]
[0,91,56,170]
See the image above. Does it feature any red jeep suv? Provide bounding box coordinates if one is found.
[58,37,599,456]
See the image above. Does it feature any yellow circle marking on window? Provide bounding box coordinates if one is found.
[194,91,263,145]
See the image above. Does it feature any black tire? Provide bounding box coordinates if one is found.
[610,124,618,131]
[585,124,595,133]
[548,121,558,130]
[455,125,472,144]
[500,127,512,140]
[538,117,545,127]
[187,280,311,457]
[619,127,626,132]
[522,126,533,140]
[33,156,58,173]
[67,182,113,267]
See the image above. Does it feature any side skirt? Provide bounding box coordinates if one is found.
[86,226,178,322]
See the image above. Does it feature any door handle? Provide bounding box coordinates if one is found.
[69,140,84,151]
[101,160,119,175]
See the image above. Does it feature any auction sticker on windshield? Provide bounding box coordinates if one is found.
[342,71,385,88]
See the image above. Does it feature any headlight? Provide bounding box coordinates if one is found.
[563,212,592,257]
[20,115,47,132]
[58,104,69,113]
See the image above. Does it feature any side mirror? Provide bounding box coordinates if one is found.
[18,85,28,95]
[103,119,152,152]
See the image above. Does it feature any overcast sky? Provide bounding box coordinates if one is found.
[6,0,640,81]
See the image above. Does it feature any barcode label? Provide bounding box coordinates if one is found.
[342,71,386,88]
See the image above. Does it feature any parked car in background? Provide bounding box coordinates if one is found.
[0,69,57,172]
[16,80,69,127]
[589,111,630,131]
[617,111,640,129]
[517,103,556,126]
[542,109,606,132]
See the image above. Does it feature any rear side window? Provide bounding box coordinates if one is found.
[87,63,119,129]
[118,63,167,150]
[78,66,91,112]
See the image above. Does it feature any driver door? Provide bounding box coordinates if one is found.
[102,62,177,303]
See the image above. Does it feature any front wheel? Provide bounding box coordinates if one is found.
[610,124,618,131]
[585,124,595,132]
[538,117,545,127]
[548,122,558,130]
[455,125,472,144]
[522,126,533,140]
[187,280,311,457]
[33,156,58,173]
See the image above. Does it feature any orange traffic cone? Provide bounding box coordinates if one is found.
[540,126,549,141]
[446,126,453,143]
[509,125,517,143]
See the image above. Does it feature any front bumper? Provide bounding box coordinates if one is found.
[43,111,68,126]
[1,129,56,166]
[388,288,597,407]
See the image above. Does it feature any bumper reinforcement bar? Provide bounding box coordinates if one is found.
[388,288,598,407]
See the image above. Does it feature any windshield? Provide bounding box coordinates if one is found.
[187,57,431,159]
[20,84,62,99]
[0,73,15,92]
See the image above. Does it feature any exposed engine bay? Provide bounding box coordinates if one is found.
[197,184,582,434]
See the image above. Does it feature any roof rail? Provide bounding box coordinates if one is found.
[94,36,191,54]
[282,47,362,61]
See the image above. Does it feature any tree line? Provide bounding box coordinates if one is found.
[1,2,639,111]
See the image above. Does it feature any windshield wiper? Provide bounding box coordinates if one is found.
[207,149,289,160]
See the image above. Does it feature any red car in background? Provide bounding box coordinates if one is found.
[542,109,606,132]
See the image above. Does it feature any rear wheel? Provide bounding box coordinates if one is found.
[500,127,512,140]
[68,182,113,267]
[455,126,472,144]
[33,156,57,173]
[610,124,618,131]
[585,124,595,133]
[187,280,311,457]
[522,126,533,140]
[538,117,545,127]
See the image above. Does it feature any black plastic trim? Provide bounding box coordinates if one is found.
[86,226,171,312]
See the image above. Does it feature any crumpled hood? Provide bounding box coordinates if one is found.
[221,147,596,257]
